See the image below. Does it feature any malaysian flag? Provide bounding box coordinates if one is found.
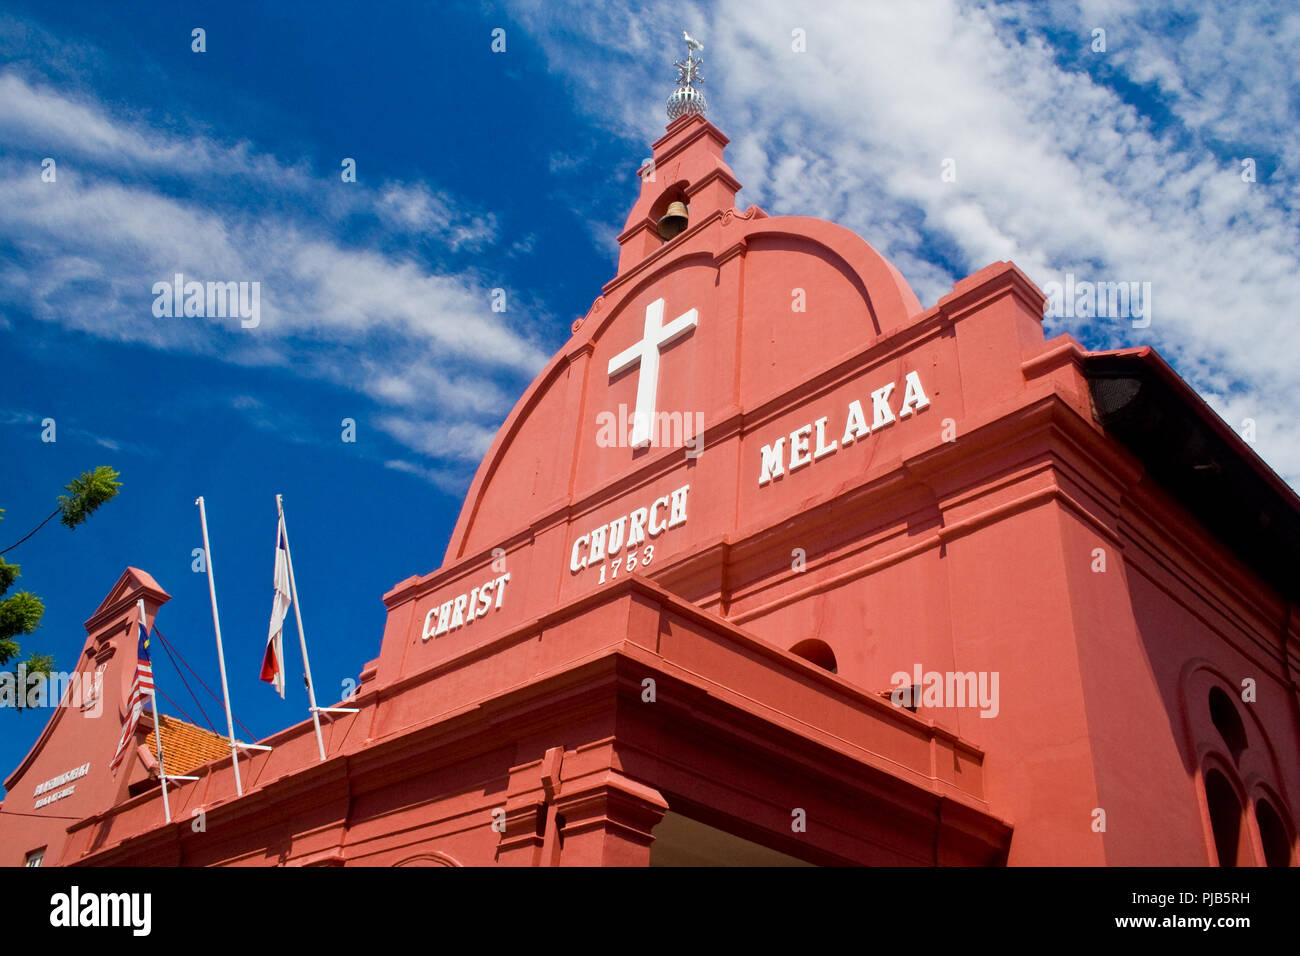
[109,599,155,774]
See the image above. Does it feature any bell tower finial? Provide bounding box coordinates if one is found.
[667,30,707,122]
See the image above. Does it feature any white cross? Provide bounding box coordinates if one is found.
[607,297,698,448]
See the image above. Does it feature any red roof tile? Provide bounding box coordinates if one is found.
[145,714,232,775]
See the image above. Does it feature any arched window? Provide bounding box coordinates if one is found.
[1204,769,1245,867]
[1188,668,1293,868]
[789,639,837,674]
[1254,800,1292,868]
[648,182,692,242]
[1208,687,1247,762]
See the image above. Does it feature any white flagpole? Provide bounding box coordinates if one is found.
[196,496,244,796]
[140,599,172,824]
[151,691,171,823]
[277,494,327,762]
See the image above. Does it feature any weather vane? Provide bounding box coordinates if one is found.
[667,30,707,121]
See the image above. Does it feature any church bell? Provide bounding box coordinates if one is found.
[657,201,689,240]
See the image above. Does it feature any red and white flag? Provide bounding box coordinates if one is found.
[261,516,289,698]
[109,599,154,774]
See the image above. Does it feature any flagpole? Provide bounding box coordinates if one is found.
[196,496,244,796]
[140,599,172,824]
[151,693,171,822]
[277,494,327,762]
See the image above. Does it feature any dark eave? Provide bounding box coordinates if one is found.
[1083,347,1300,605]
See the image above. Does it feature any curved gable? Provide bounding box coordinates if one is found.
[447,208,923,561]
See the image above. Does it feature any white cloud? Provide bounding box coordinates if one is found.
[504,0,1300,485]
[0,69,551,475]
[0,406,144,455]
[377,182,500,251]
[375,415,496,463]
[383,458,477,496]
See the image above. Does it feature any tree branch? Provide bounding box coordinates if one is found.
[0,507,60,556]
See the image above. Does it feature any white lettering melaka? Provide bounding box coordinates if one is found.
[758,370,930,486]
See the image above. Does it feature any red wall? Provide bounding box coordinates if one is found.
[4,114,1295,867]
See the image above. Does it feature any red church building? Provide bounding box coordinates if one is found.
[2,53,1297,868]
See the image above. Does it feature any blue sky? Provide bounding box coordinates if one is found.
[1,0,1296,789]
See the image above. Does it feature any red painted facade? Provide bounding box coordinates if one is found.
[3,114,1297,866]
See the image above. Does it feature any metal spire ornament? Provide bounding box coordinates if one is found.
[667,30,707,121]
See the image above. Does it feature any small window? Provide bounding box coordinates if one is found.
[1208,687,1247,762]
[1255,800,1292,868]
[1204,770,1244,867]
[789,639,837,674]
[25,848,44,868]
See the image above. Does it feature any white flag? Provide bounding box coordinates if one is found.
[261,516,289,698]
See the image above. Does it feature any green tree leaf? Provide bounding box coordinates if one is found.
[58,466,122,529]
[0,557,18,598]
[0,591,44,658]
[2,466,123,689]
[13,653,57,712]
